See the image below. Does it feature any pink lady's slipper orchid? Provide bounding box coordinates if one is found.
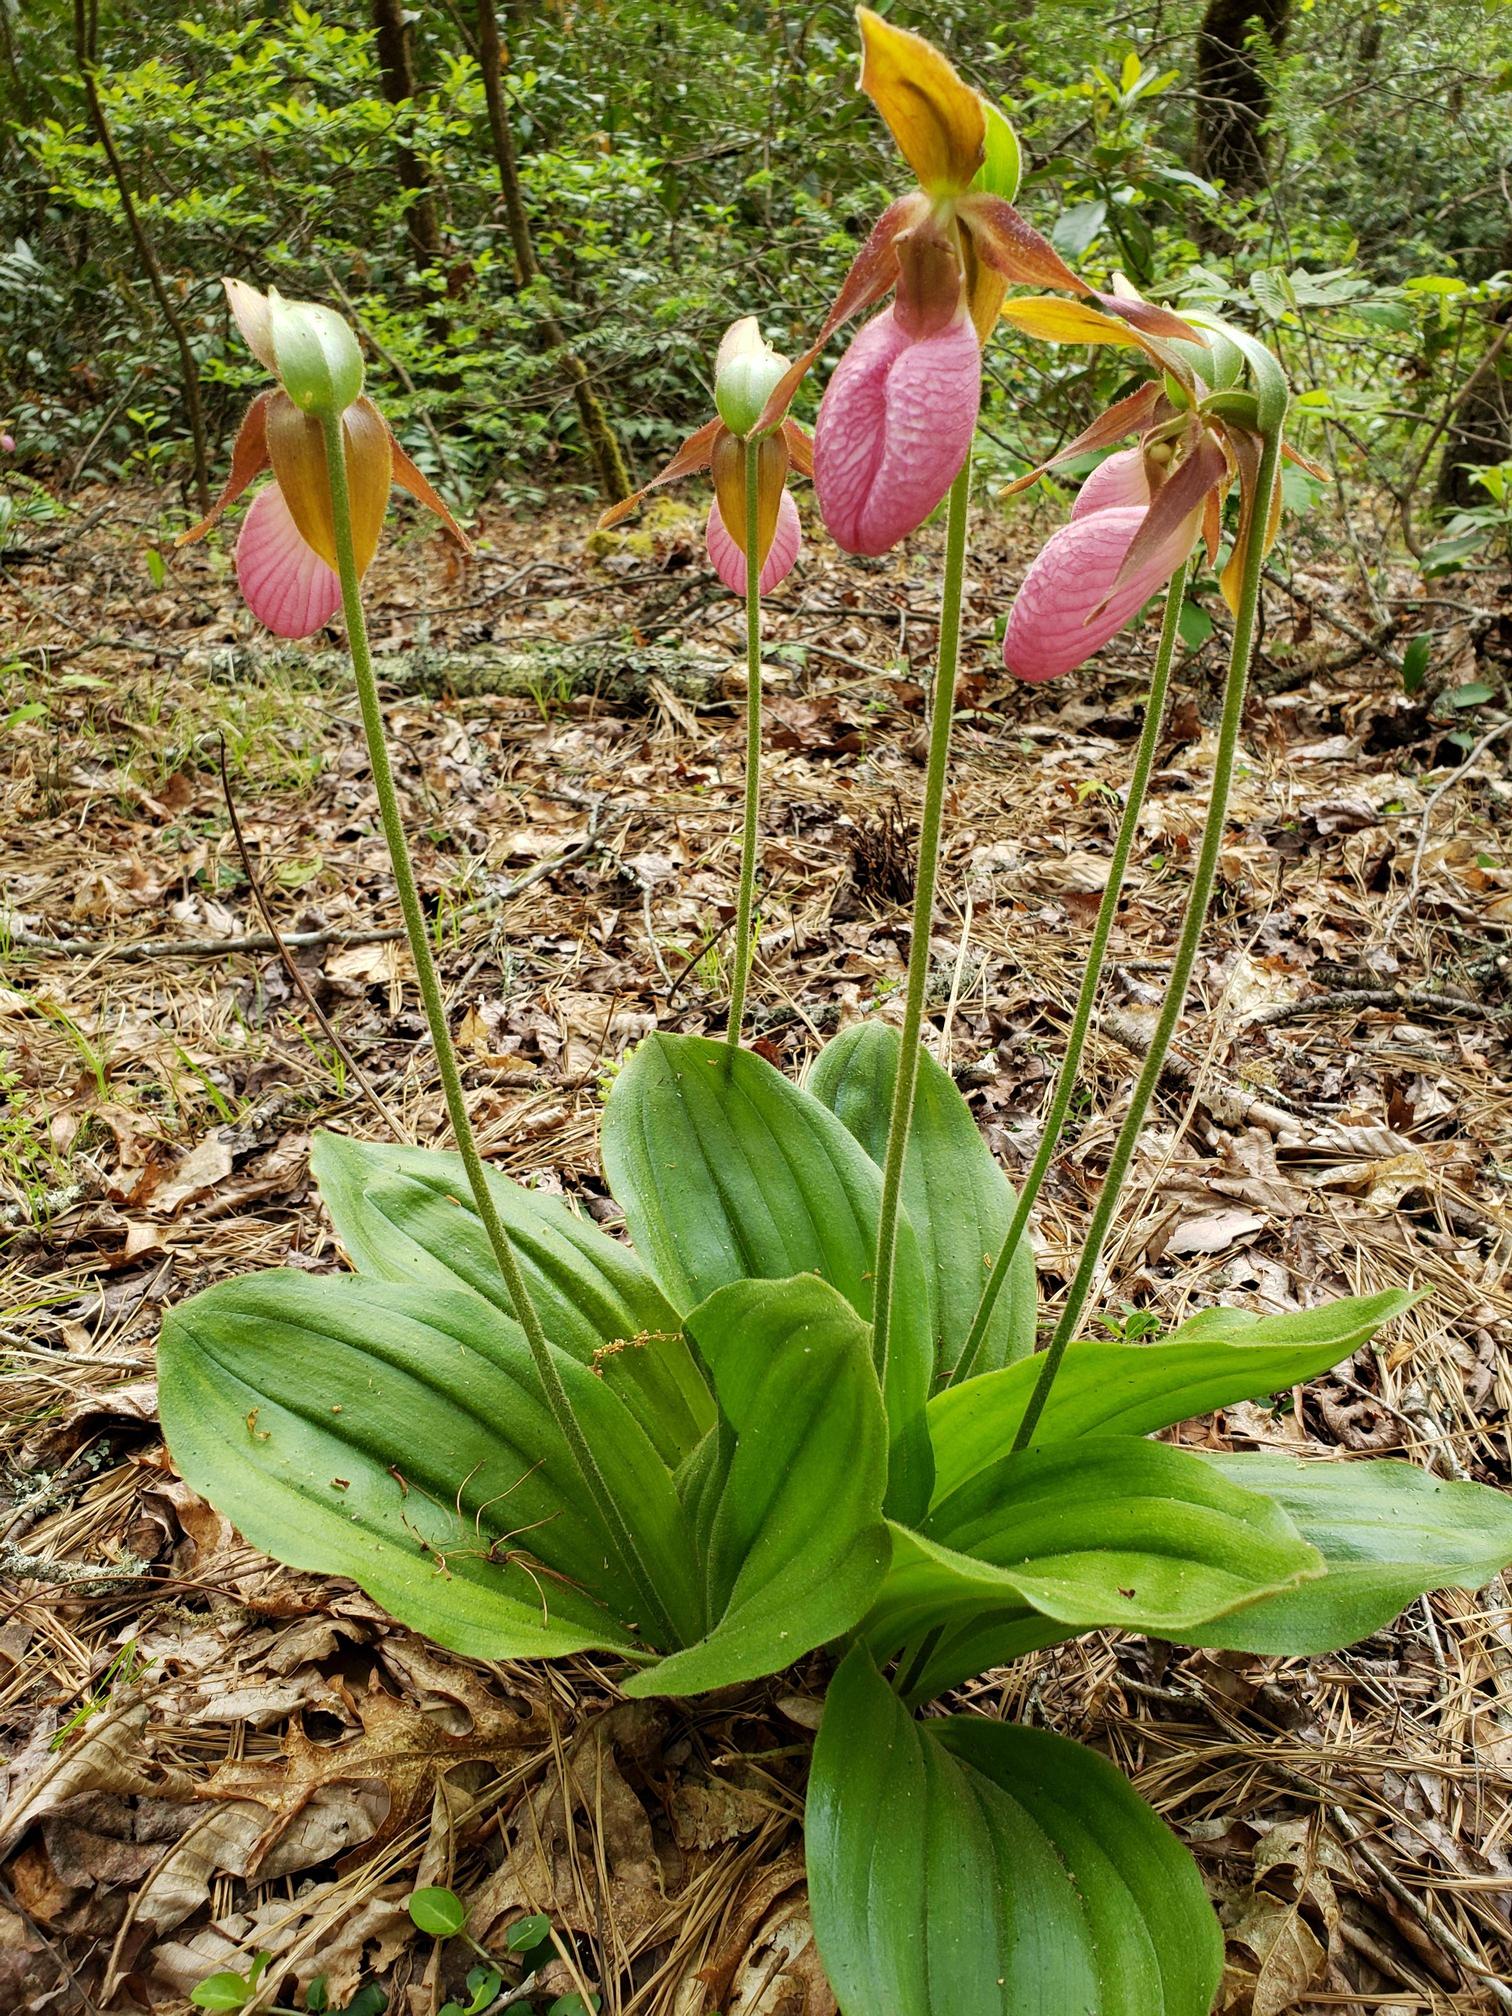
[998,287,1323,681]
[177,279,467,638]
[758,9,1198,558]
[596,317,809,597]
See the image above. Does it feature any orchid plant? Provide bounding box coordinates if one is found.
[158,17,1512,2016]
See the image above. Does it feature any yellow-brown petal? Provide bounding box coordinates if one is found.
[710,426,790,569]
[175,391,273,547]
[782,419,814,481]
[999,297,1148,348]
[856,6,985,196]
[387,423,472,551]
[752,191,930,437]
[596,416,722,532]
[266,392,390,576]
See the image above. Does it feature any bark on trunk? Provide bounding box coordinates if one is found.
[74,0,210,508]
[474,0,631,504]
[1194,0,1291,194]
[371,0,443,267]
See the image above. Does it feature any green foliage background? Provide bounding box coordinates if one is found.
[2,0,1509,529]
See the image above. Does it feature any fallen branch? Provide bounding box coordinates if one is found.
[1249,984,1504,1026]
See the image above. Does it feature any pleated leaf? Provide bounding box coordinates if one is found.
[806,1646,1222,2016]
[927,1288,1414,1506]
[808,1022,1037,1378]
[158,1271,700,1664]
[311,1131,711,1465]
[864,1436,1320,1668]
[602,1031,933,1520]
[1179,1453,1512,1654]
[631,1275,891,1695]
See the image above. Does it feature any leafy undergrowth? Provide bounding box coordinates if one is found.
[2,479,1511,2012]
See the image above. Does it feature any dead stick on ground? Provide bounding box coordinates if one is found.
[1249,984,1504,1026]
[219,735,410,1142]
[1323,1794,1512,2010]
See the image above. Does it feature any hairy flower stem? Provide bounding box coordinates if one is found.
[726,435,763,1046]
[1011,429,1283,1453]
[318,411,678,1648]
[949,557,1190,1389]
[872,452,972,1384]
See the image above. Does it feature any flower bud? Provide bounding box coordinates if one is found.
[714,318,791,438]
[268,290,364,417]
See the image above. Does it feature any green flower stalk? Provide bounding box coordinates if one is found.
[950,554,1189,1388]
[1010,422,1285,1451]
[598,317,810,1045]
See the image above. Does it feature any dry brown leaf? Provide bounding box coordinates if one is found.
[471,1708,666,1953]
[196,1678,539,1874]
[1220,1817,1344,2016]
[0,1702,176,1860]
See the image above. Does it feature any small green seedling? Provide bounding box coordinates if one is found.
[190,1953,384,2015]
[189,1955,271,2011]
[409,1888,561,2014]
[438,1964,504,2016]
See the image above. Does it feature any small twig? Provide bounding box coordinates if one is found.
[664,911,739,1003]
[640,879,675,993]
[1384,716,1512,938]
[219,735,410,1140]
[0,1541,152,1591]
[1100,1004,1308,1134]
[1261,563,1401,672]
[1324,1796,1512,2011]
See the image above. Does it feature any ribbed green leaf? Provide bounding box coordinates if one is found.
[807,1647,1221,2016]
[601,1031,933,1521]
[927,1289,1415,1506]
[628,1276,891,1696]
[864,1437,1320,1676]
[1180,1453,1512,1654]
[807,1023,1037,1379]
[310,1131,711,1464]
[158,1271,701,1663]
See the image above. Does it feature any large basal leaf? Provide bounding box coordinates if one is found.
[927,1289,1415,1507]
[310,1131,712,1466]
[601,1031,933,1520]
[807,1646,1222,2016]
[626,1275,891,1696]
[807,1022,1037,1379]
[1178,1453,1512,1655]
[863,1437,1321,1669]
[158,1271,703,1664]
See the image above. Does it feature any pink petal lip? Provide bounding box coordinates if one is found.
[705,488,801,596]
[812,306,980,556]
[1002,501,1198,683]
[235,481,343,637]
[1071,445,1152,520]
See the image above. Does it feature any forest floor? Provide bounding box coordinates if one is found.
[2,471,1511,2015]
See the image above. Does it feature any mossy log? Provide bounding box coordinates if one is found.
[198,638,730,709]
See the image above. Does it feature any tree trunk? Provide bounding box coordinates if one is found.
[74,0,210,508]
[1434,287,1512,512]
[1194,0,1291,194]
[473,0,630,504]
[370,0,443,267]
